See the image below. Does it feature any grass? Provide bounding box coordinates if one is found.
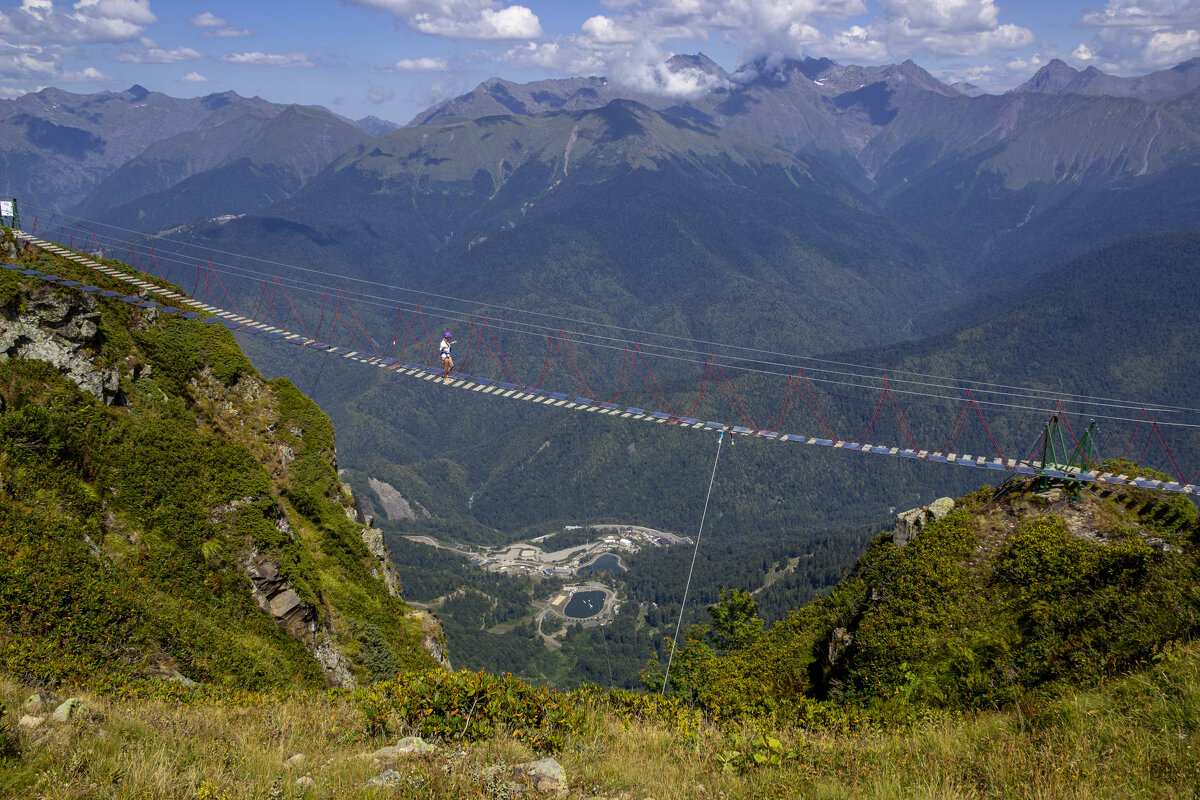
[5,641,1200,799]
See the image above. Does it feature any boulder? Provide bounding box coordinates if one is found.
[50,698,82,723]
[22,692,57,714]
[893,497,955,547]
[17,715,44,731]
[512,757,569,798]
[362,736,434,767]
[364,769,403,789]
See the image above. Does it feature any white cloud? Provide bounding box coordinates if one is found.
[377,56,450,71]
[1076,0,1200,72]
[189,11,226,28]
[0,85,28,97]
[221,51,315,68]
[1081,0,1200,29]
[1144,26,1200,61]
[502,39,607,75]
[411,5,541,39]
[505,0,1037,100]
[1005,53,1042,71]
[581,15,638,44]
[180,71,210,82]
[189,10,249,37]
[611,57,732,97]
[823,24,888,60]
[0,38,108,82]
[116,41,202,63]
[0,0,156,44]
[868,0,1034,57]
[202,26,251,38]
[328,0,543,40]
[1072,43,1097,61]
[368,86,395,103]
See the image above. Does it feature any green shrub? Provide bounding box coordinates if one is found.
[357,669,585,752]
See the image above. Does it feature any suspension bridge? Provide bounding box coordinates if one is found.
[6,212,1200,498]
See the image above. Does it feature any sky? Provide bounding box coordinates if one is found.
[1,0,1199,124]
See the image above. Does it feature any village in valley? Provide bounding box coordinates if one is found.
[404,524,690,629]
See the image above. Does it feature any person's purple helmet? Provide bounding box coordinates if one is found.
[443,331,452,339]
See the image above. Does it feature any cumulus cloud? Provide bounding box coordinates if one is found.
[0,38,109,83]
[1072,43,1097,61]
[221,51,315,68]
[0,0,156,44]
[610,56,732,97]
[328,0,543,40]
[823,24,888,60]
[189,9,250,37]
[377,56,450,72]
[1080,0,1200,29]
[368,86,395,103]
[581,15,638,44]
[502,39,607,75]
[202,26,250,38]
[189,11,226,28]
[180,71,210,82]
[1075,0,1200,72]
[504,0,1037,98]
[868,0,1033,57]
[116,39,202,63]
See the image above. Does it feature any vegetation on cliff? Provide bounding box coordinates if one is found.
[0,230,438,689]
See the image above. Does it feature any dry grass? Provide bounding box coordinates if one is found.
[4,655,1200,799]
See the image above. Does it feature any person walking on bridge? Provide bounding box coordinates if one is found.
[439,331,456,380]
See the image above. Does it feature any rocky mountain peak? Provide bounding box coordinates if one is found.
[1016,58,1086,94]
[666,52,729,80]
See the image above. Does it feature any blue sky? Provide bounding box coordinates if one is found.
[2,1,1199,123]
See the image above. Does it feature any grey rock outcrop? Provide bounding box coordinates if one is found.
[239,549,356,687]
[364,769,403,789]
[241,551,315,640]
[361,526,401,598]
[411,609,451,670]
[893,497,955,547]
[368,477,429,521]
[50,698,82,723]
[511,757,569,798]
[362,736,435,767]
[22,692,57,714]
[17,715,44,730]
[0,287,121,404]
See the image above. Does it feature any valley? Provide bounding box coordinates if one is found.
[4,39,1200,797]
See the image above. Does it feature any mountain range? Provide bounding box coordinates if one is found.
[0,84,377,222]
[5,54,1200,683]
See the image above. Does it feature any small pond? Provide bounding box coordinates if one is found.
[575,554,625,576]
[563,590,606,619]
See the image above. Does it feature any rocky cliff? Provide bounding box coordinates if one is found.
[0,229,446,688]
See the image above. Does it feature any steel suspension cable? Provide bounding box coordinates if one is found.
[662,426,725,696]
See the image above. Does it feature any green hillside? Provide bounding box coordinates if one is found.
[0,229,440,689]
[662,474,1200,717]
[5,475,1200,799]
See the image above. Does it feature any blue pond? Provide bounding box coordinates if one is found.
[575,554,625,576]
[563,590,606,619]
